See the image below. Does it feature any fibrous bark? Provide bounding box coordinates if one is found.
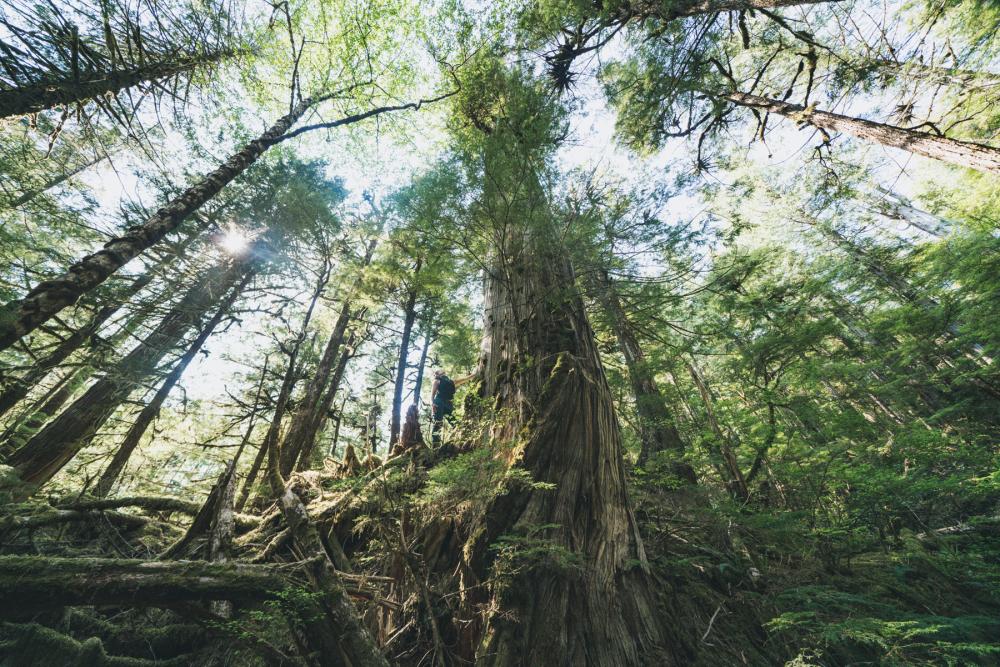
[468,232,675,665]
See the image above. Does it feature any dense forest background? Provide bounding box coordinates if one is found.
[1,0,998,665]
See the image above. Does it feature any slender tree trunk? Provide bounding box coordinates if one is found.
[389,259,422,448]
[236,261,331,510]
[412,310,434,407]
[0,97,314,352]
[1,152,109,209]
[725,91,1000,174]
[0,50,233,120]
[872,186,951,238]
[5,247,260,488]
[687,359,751,502]
[277,238,378,479]
[295,334,355,472]
[93,277,248,497]
[0,229,198,419]
[0,367,82,458]
[278,299,353,478]
[592,270,696,480]
[466,231,674,665]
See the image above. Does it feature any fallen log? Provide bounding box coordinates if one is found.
[0,555,298,614]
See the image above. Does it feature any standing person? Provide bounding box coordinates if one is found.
[431,369,472,444]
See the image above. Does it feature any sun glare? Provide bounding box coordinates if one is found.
[219,226,250,256]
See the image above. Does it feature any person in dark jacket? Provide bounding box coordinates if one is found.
[431,369,471,444]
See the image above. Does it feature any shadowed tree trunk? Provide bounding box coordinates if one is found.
[389,258,423,448]
[725,91,1000,174]
[465,230,676,666]
[295,332,356,471]
[0,89,433,351]
[5,245,262,488]
[277,237,378,479]
[0,229,199,419]
[687,359,751,502]
[0,50,235,120]
[236,259,332,510]
[93,277,248,497]
[592,269,696,480]
[278,298,353,478]
[0,368,83,458]
[412,309,434,406]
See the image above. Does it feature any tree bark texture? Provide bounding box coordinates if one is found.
[389,259,422,448]
[467,230,677,666]
[0,50,232,120]
[726,91,1000,174]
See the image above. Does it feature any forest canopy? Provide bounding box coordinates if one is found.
[0,0,999,665]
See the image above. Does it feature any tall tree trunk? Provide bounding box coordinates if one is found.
[466,232,673,665]
[0,229,198,419]
[592,270,696,480]
[0,367,83,458]
[725,91,1000,174]
[686,359,751,502]
[0,97,314,352]
[277,238,378,479]
[295,333,356,472]
[389,259,422,448]
[236,260,332,510]
[278,298,353,478]
[1,152,109,210]
[411,310,434,407]
[0,90,436,351]
[93,277,248,497]
[5,247,260,488]
[872,186,951,238]
[0,50,233,120]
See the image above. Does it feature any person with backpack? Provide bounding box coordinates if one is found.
[431,369,471,444]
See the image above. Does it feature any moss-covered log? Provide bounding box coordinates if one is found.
[0,556,297,614]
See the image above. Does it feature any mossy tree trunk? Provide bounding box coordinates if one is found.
[467,229,675,666]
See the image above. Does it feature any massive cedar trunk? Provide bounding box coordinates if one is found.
[0,50,234,120]
[389,259,422,448]
[93,278,247,497]
[725,92,1000,174]
[0,230,198,419]
[592,270,696,479]
[4,248,259,488]
[467,231,672,666]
